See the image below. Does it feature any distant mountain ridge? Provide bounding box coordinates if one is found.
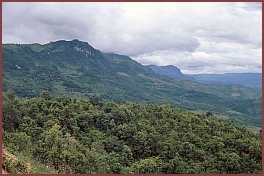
[189,73,262,88]
[147,65,195,81]
[147,65,261,88]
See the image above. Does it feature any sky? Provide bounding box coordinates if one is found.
[2,2,262,74]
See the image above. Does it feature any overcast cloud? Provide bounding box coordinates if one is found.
[2,2,262,74]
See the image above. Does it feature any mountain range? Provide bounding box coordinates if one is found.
[2,39,262,129]
[147,65,262,88]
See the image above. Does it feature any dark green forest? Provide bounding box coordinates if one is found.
[2,90,262,174]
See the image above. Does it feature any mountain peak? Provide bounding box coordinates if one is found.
[44,39,99,55]
[147,65,195,81]
[48,39,90,47]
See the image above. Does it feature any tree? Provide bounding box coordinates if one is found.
[129,157,162,174]
[40,91,52,100]
[120,145,133,167]
[40,124,63,170]
[2,89,22,131]
[163,154,185,173]
[225,152,241,173]
[206,111,213,117]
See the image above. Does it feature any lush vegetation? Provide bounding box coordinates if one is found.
[2,90,262,174]
[2,40,262,129]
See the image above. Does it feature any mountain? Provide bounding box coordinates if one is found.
[147,64,261,88]
[189,73,262,88]
[147,65,195,81]
[2,39,262,128]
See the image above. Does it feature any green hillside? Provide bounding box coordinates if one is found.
[2,39,262,128]
[2,90,262,174]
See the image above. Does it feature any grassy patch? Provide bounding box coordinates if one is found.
[231,92,240,97]
[245,125,262,134]
[118,72,130,77]
[213,114,229,120]
[227,110,242,115]
[2,147,57,174]
[28,44,45,52]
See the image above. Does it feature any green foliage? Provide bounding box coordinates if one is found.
[2,90,262,174]
[2,40,262,128]
[2,146,57,174]
[2,155,28,174]
[2,89,22,131]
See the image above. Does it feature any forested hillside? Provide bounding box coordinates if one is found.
[2,40,262,128]
[2,90,262,174]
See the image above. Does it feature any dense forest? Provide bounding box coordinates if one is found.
[2,89,262,174]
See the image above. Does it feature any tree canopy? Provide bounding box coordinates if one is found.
[2,90,262,174]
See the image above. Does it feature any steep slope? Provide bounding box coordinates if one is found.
[2,39,262,127]
[2,148,57,174]
[3,40,163,101]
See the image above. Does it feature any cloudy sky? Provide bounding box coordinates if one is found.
[2,2,262,74]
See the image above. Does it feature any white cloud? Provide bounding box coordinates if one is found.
[2,2,262,74]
